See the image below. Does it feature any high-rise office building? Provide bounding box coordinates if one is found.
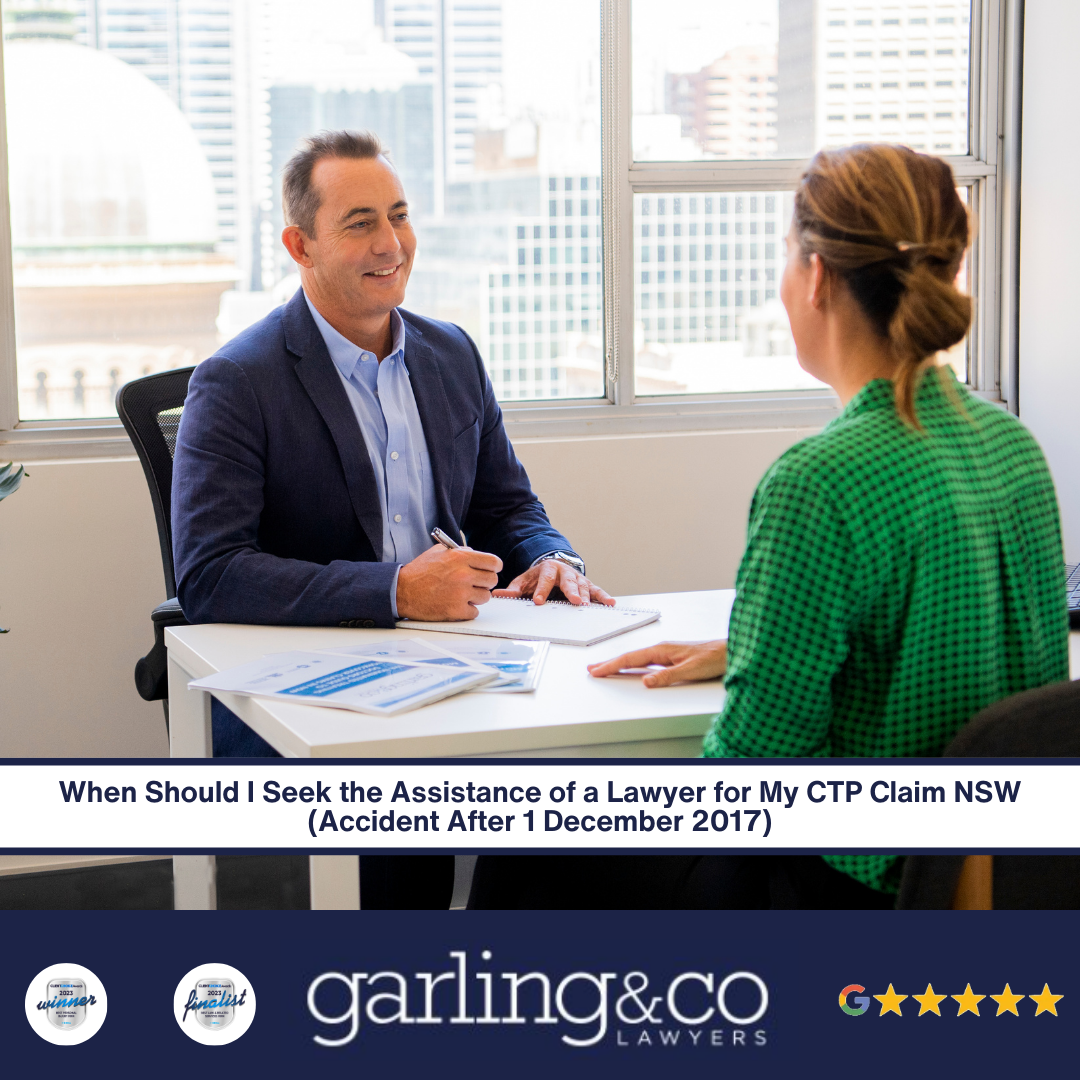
[778,0,970,156]
[382,0,503,193]
[475,176,788,400]
[476,172,602,400]
[666,45,779,159]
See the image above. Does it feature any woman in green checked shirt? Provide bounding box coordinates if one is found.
[588,144,1069,908]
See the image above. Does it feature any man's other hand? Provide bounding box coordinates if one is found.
[396,545,502,621]
[587,641,727,687]
[494,559,615,607]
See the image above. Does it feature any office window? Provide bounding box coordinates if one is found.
[664,0,966,166]
[0,0,604,418]
[633,190,818,395]
[0,0,1015,431]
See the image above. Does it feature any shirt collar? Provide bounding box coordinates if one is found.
[829,367,956,433]
[841,377,895,417]
[303,291,405,382]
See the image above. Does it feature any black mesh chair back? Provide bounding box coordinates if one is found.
[898,679,1080,908]
[116,368,195,710]
[115,368,194,599]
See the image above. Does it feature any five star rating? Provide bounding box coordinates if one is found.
[853,983,1063,1017]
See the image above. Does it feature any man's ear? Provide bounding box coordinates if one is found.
[281,225,314,268]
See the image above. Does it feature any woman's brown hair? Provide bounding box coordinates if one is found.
[792,144,971,425]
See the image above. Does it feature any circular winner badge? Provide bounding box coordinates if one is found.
[173,963,256,1045]
[24,963,108,1045]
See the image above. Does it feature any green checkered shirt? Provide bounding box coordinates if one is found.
[702,367,1068,893]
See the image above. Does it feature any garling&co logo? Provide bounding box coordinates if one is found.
[173,962,257,1045]
[24,963,108,1045]
[308,949,770,1051]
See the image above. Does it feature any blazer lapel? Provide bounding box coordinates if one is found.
[402,321,458,533]
[283,291,385,558]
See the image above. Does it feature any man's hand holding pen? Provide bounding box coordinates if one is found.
[396,527,613,620]
[395,539,502,621]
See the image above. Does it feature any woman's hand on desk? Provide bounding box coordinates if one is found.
[587,641,728,688]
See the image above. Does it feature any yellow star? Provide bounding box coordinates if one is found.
[873,984,908,1017]
[1030,984,1064,1017]
[989,984,1025,1017]
[951,984,986,1016]
[913,983,948,1017]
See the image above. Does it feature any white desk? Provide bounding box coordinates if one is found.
[165,590,733,909]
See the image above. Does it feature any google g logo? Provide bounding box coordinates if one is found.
[839,984,870,1016]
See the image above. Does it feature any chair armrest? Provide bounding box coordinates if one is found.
[150,596,186,625]
[135,599,190,702]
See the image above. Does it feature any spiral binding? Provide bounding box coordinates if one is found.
[499,596,660,615]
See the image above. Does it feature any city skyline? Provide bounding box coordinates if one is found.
[5,0,974,418]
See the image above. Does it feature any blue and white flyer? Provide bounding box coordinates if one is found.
[324,636,549,693]
[187,651,496,715]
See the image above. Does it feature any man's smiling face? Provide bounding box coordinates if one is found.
[302,154,416,320]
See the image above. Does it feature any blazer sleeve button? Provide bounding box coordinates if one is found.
[362,619,375,628]
[338,621,349,628]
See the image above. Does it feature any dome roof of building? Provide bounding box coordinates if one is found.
[5,38,219,249]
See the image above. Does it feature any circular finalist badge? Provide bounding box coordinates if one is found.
[24,963,108,1045]
[173,963,256,1045]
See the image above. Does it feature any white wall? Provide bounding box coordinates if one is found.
[514,428,812,595]
[1018,1,1080,559]
[0,427,812,757]
[0,459,169,756]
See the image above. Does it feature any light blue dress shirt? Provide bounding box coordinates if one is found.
[304,293,438,617]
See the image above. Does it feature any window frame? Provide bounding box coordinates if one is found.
[0,0,1023,452]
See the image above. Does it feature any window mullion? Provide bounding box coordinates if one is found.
[629,160,808,191]
[974,0,1006,170]
[968,0,987,163]
[996,0,1024,412]
[0,35,17,432]
[602,0,634,406]
[970,0,1004,398]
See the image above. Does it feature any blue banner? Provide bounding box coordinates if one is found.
[3,909,1073,1075]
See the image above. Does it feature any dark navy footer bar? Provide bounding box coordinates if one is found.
[1,909,1074,1077]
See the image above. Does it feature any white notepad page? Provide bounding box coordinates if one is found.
[396,597,659,646]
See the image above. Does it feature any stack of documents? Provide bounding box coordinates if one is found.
[187,649,497,716]
[326,637,549,694]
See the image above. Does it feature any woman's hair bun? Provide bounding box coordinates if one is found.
[793,144,971,425]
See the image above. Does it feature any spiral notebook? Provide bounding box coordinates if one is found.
[396,597,659,646]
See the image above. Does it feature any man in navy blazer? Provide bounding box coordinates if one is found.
[173,283,584,629]
[171,130,610,906]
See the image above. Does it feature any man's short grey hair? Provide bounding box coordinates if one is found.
[281,130,388,238]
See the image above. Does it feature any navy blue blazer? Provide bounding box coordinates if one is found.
[172,289,575,628]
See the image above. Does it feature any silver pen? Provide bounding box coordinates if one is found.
[431,526,465,550]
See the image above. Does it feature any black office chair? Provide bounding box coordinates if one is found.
[897,679,1080,909]
[116,368,195,725]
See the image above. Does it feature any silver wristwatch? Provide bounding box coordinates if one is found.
[533,550,586,576]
